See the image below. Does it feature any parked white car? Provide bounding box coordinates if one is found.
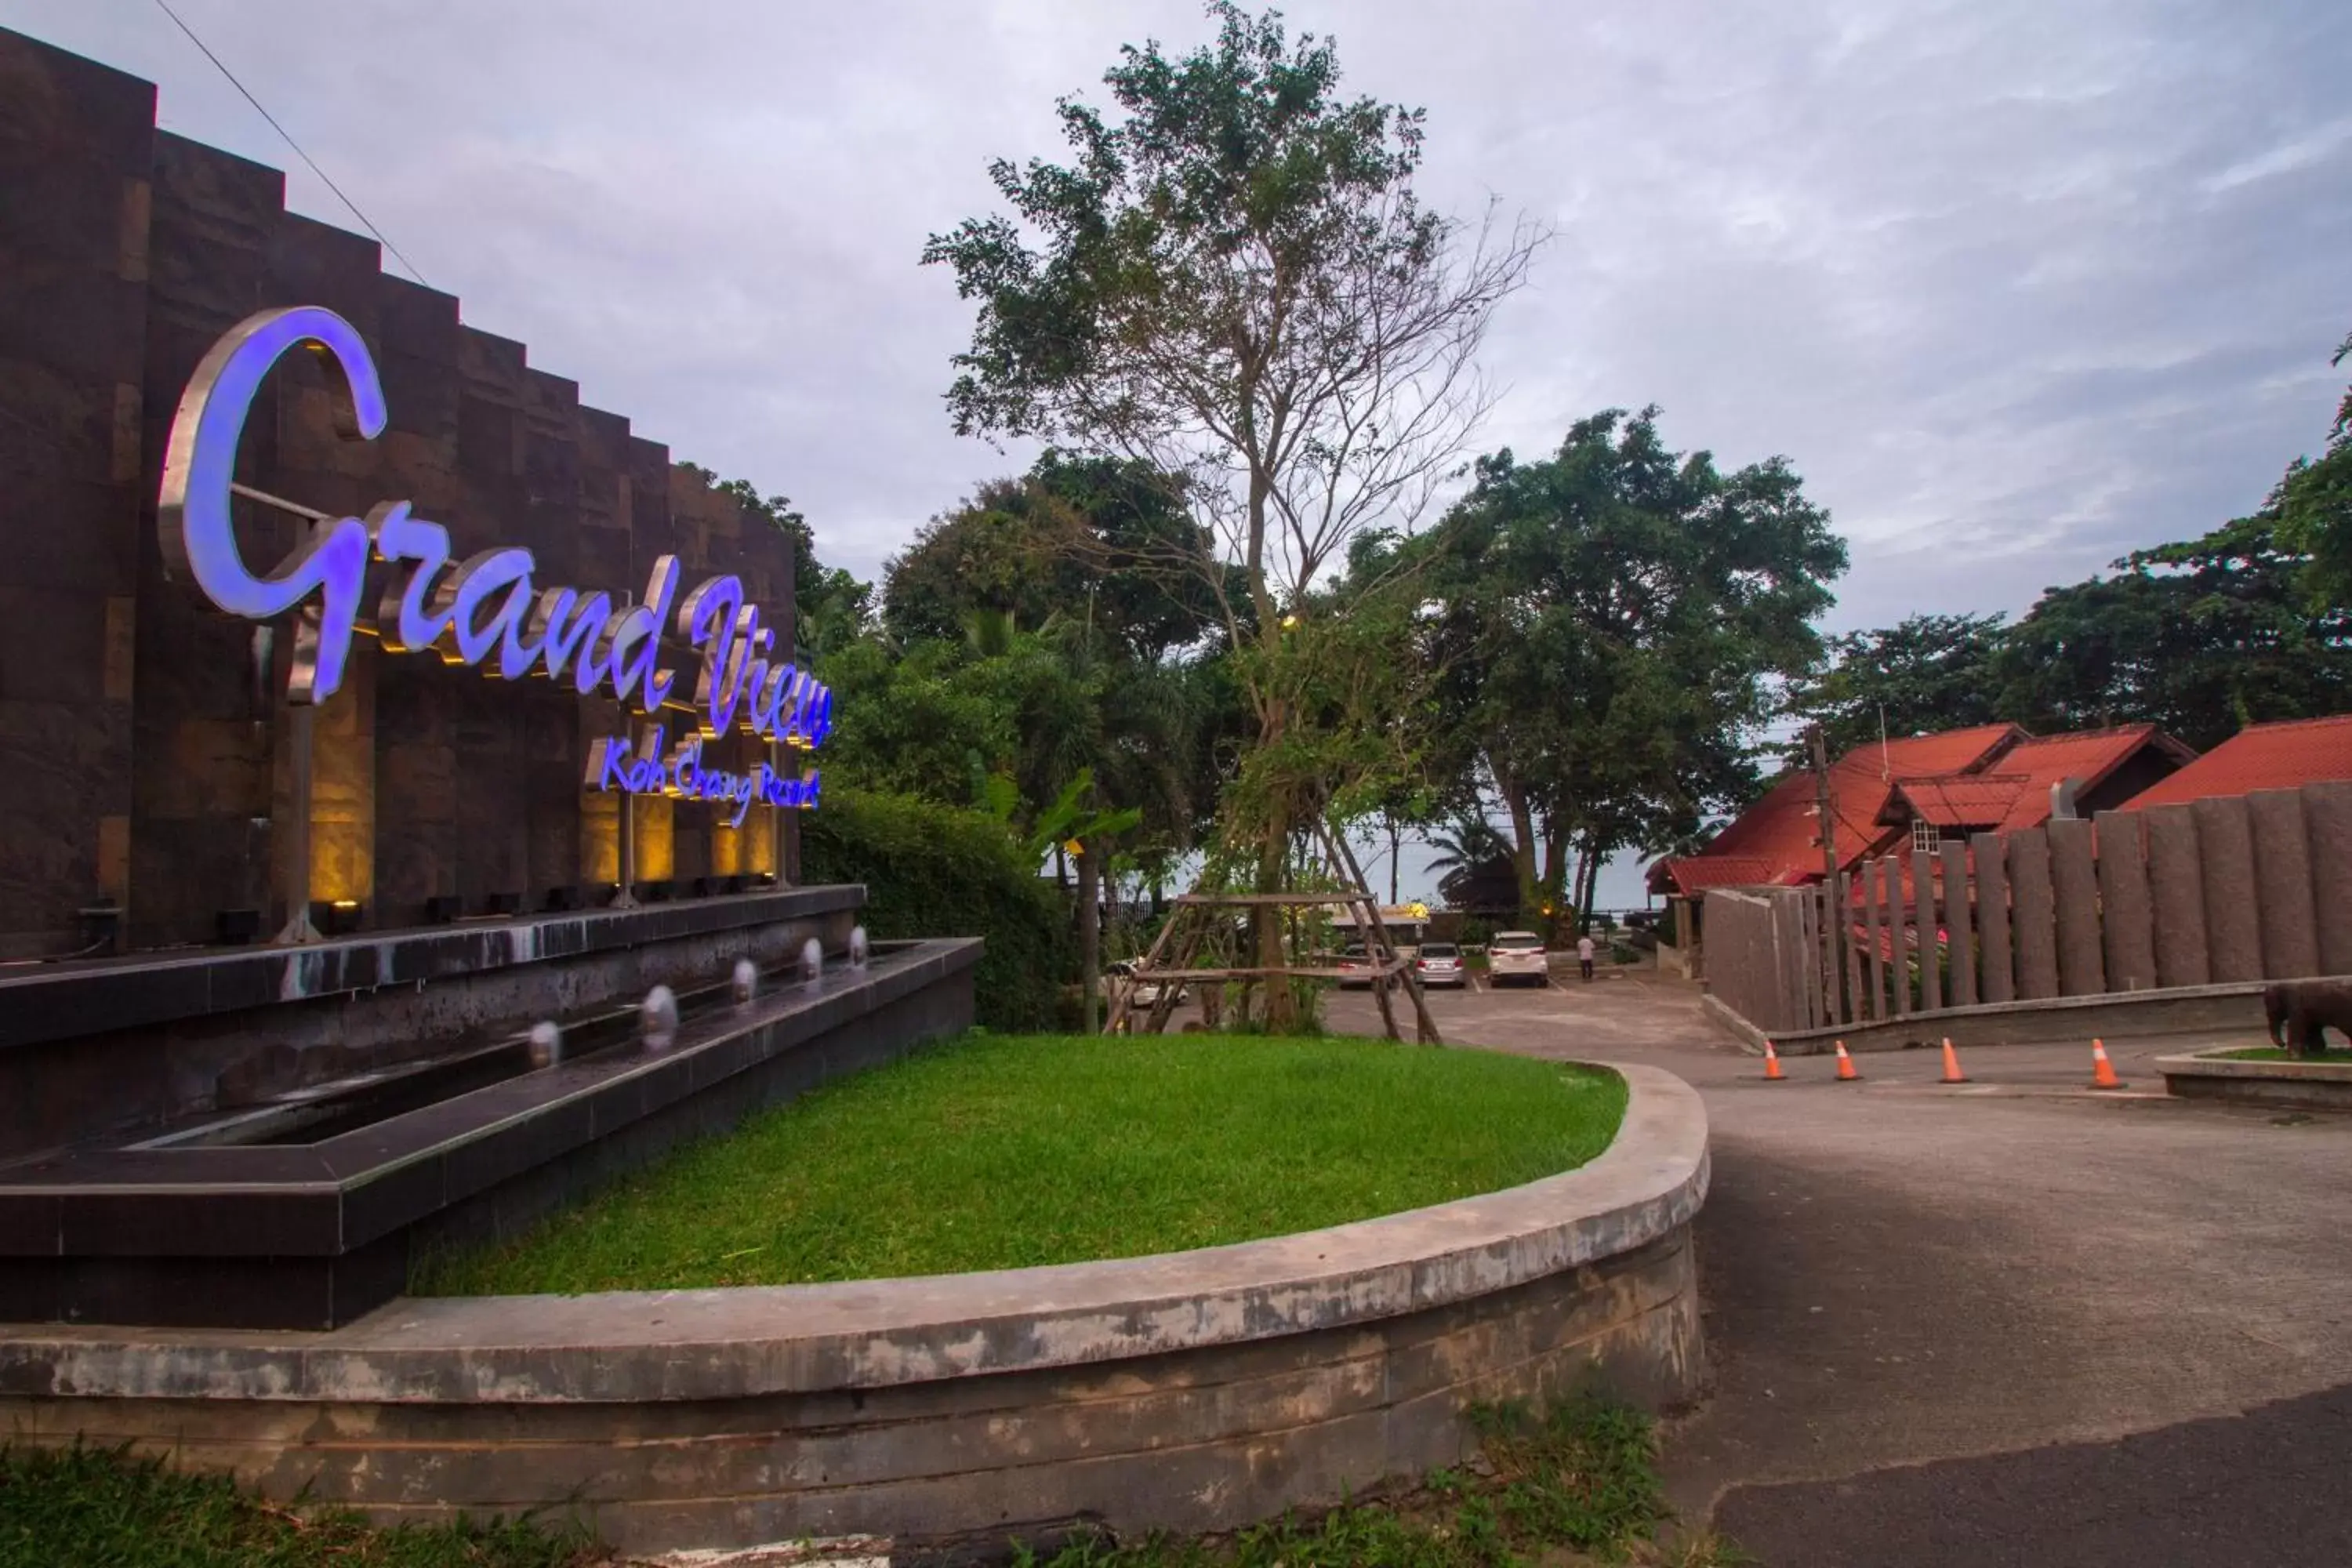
[1415,941,1466,989]
[1487,931,1550,986]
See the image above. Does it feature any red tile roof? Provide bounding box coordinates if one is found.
[1886,775,2028,829]
[1653,724,2022,891]
[1656,855,1795,897]
[2122,714,2352,810]
[1990,724,2191,829]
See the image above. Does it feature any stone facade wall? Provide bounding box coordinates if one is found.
[0,27,796,956]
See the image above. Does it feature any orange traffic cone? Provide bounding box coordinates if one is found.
[2089,1037,2125,1091]
[1834,1040,1861,1082]
[1940,1037,1969,1084]
[1762,1040,1786,1081]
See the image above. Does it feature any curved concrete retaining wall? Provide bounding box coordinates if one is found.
[0,1062,1707,1556]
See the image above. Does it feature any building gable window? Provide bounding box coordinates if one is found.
[1911,819,1941,854]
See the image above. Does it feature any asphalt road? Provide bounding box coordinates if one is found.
[1326,969,2352,1566]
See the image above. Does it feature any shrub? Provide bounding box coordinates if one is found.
[799,786,1072,1029]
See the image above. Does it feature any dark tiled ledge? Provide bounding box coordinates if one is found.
[0,938,978,1263]
[0,886,866,1054]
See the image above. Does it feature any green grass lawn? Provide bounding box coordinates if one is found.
[418,1032,1627,1296]
[2212,1045,2342,1061]
[0,1445,601,1568]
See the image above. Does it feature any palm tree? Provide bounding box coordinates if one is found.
[1424,815,1511,880]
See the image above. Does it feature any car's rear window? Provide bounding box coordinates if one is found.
[1494,934,1544,949]
[1420,942,1458,956]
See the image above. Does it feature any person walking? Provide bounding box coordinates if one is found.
[1577,931,1596,982]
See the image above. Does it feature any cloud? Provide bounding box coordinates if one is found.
[11,0,2347,615]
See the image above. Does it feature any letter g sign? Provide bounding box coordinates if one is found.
[157,306,383,703]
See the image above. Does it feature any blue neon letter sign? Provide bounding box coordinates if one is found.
[156,307,832,761]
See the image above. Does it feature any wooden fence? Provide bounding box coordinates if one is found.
[1703,782,2352,1035]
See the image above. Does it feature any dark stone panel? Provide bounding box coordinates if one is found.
[375,275,461,362]
[266,212,386,328]
[0,696,133,949]
[146,133,280,317]
[456,390,520,494]
[61,1188,338,1257]
[0,29,159,174]
[457,328,529,395]
[0,226,148,388]
[42,1242,399,1330]
[2,473,139,598]
[0,1192,62,1254]
[0,1261,60,1323]
[575,521,636,590]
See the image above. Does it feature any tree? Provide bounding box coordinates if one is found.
[1791,612,2009,759]
[1424,816,1515,913]
[2274,330,2352,607]
[924,2,1541,1022]
[682,468,873,659]
[1410,408,1846,926]
[1023,770,1142,1033]
[817,637,1018,803]
[1993,514,2352,751]
[1422,815,1508,880]
[883,454,1229,659]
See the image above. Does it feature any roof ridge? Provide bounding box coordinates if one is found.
[1892,771,2031,785]
[2007,722,2156,745]
[2230,713,2352,734]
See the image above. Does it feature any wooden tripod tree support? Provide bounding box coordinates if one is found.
[1104,818,1443,1045]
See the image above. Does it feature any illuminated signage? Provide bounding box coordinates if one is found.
[586,727,819,826]
[155,307,833,767]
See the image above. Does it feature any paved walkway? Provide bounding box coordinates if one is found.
[1327,971,2352,1566]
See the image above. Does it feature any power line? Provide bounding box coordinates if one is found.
[150,0,431,289]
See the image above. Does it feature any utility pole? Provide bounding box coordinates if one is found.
[1809,724,1843,1021]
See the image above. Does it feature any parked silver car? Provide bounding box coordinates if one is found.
[1415,941,1466,988]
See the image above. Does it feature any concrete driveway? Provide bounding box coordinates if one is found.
[1326,971,2352,1566]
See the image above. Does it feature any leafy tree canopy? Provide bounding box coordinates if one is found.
[1994,513,2352,752]
[1790,612,2009,760]
[1404,407,1847,922]
[2274,331,2352,608]
[882,453,1232,659]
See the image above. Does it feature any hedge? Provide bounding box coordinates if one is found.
[798,786,1071,1029]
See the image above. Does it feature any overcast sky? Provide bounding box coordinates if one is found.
[11,1,2347,902]
[16,0,2348,627]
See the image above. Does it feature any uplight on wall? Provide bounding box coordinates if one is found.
[312,898,364,936]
